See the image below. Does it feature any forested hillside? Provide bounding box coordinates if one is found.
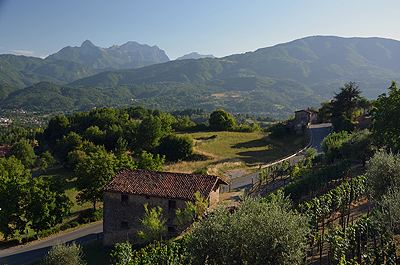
[0,54,96,88]
[70,36,400,99]
[1,36,399,118]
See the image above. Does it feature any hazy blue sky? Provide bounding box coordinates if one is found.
[1,0,399,59]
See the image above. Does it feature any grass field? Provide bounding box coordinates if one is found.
[42,166,94,214]
[164,130,308,177]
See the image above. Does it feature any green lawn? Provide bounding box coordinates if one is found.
[183,131,306,165]
[166,130,307,176]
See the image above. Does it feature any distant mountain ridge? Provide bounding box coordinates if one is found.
[0,54,96,88]
[176,52,215,60]
[45,40,170,72]
[1,36,399,118]
[69,36,400,99]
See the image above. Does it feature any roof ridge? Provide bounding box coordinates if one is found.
[103,168,227,201]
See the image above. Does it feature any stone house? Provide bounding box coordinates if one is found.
[102,168,227,246]
[294,108,318,127]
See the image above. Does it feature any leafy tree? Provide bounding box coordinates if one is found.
[372,81,400,148]
[136,115,163,151]
[340,129,375,166]
[317,101,333,122]
[331,115,355,132]
[332,81,362,120]
[114,137,128,156]
[157,134,194,161]
[82,125,105,146]
[321,131,349,163]
[136,151,165,171]
[55,131,83,163]
[36,151,54,171]
[7,138,36,168]
[0,157,30,240]
[357,97,372,115]
[158,113,175,136]
[75,151,135,210]
[105,124,124,151]
[44,114,70,145]
[67,150,87,169]
[137,203,167,243]
[175,191,209,230]
[366,150,400,200]
[186,194,310,265]
[24,177,73,235]
[208,109,236,131]
[174,116,195,131]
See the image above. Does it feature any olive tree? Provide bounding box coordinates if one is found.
[366,151,400,200]
[186,193,310,265]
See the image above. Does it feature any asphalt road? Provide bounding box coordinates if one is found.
[224,123,332,191]
[0,222,103,265]
[309,123,332,154]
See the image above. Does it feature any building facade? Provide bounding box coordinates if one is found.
[294,108,318,126]
[102,168,227,245]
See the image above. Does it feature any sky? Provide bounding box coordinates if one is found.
[1,0,399,60]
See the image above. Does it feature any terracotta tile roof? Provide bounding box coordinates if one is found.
[295,108,318,114]
[0,146,11,156]
[103,168,228,201]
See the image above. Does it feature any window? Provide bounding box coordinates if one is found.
[121,221,129,230]
[168,200,176,210]
[121,194,128,203]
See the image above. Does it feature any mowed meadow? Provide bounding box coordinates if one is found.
[164,131,308,177]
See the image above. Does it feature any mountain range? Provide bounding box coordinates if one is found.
[0,36,399,118]
[45,40,170,73]
[176,52,215,60]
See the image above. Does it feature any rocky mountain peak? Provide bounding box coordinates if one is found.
[81,40,95,47]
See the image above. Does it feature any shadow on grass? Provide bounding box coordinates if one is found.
[231,137,269,149]
[235,149,282,165]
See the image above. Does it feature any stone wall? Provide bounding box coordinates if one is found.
[209,185,220,205]
[295,111,310,126]
[103,192,187,246]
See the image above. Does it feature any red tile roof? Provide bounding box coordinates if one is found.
[295,108,318,114]
[103,168,228,201]
[0,146,11,156]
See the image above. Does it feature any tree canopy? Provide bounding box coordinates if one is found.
[186,194,310,265]
[75,151,136,210]
[6,138,36,168]
[332,81,362,120]
[372,81,400,148]
[208,109,236,131]
[366,150,400,200]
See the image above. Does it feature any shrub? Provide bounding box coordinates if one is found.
[41,242,86,265]
[77,208,103,224]
[304,147,317,159]
[186,194,310,265]
[38,227,60,238]
[192,167,208,175]
[60,221,80,231]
